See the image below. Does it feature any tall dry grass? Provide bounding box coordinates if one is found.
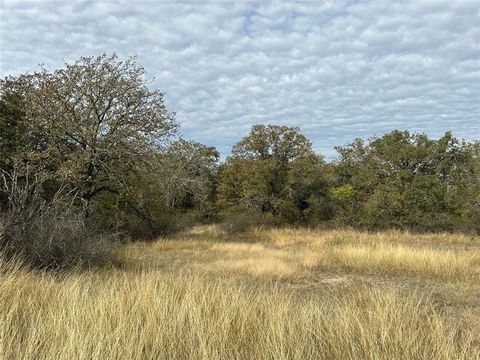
[1,227,479,359]
[187,228,480,281]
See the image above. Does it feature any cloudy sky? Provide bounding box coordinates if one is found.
[1,0,479,158]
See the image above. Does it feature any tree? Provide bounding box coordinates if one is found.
[284,155,333,222]
[153,139,219,213]
[458,141,480,231]
[87,138,220,238]
[333,130,479,231]
[0,91,27,168]
[0,54,178,211]
[218,156,274,211]
[0,91,28,209]
[232,124,313,161]
[218,124,330,222]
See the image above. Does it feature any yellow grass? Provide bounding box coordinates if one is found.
[1,227,479,359]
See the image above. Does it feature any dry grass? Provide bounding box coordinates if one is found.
[1,227,479,359]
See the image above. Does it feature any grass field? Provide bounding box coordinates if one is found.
[1,226,479,359]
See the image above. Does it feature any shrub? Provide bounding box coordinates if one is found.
[0,173,117,270]
[219,210,280,234]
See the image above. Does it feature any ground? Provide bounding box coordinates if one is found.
[1,226,479,359]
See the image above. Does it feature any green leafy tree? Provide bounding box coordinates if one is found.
[92,139,220,238]
[232,124,314,161]
[333,130,479,231]
[0,91,27,168]
[219,124,331,222]
[0,54,178,212]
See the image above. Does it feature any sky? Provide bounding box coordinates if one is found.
[1,0,479,159]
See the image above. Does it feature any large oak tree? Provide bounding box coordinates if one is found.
[0,54,178,208]
[219,124,330,221]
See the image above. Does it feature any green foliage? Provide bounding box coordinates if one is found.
[232,124,314,161]
[0,91,27,167]
[85,139,220,239]
[219,209,281,234]
[218,125,332,224]
[333,130,479,232]
[0,54,191,244]
[2,53,479,249]
[329,184,355,202]
[0,53,178,209]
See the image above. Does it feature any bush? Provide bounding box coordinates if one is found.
[116,205,201,240]
[0,175,117,270]
[219,210,280,234]
[1,218,116,270]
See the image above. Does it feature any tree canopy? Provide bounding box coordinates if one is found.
[0,53,178,206]
[332,130,479,231]
[1,54,479,248]
[219,125,331,222]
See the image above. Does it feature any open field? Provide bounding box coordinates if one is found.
[1,227,479,359]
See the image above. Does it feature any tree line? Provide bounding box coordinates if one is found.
[1,54,479,268]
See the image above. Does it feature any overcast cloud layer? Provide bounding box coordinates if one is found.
[1,0,479,158]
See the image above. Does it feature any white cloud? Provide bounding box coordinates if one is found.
[1,0,479,158]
